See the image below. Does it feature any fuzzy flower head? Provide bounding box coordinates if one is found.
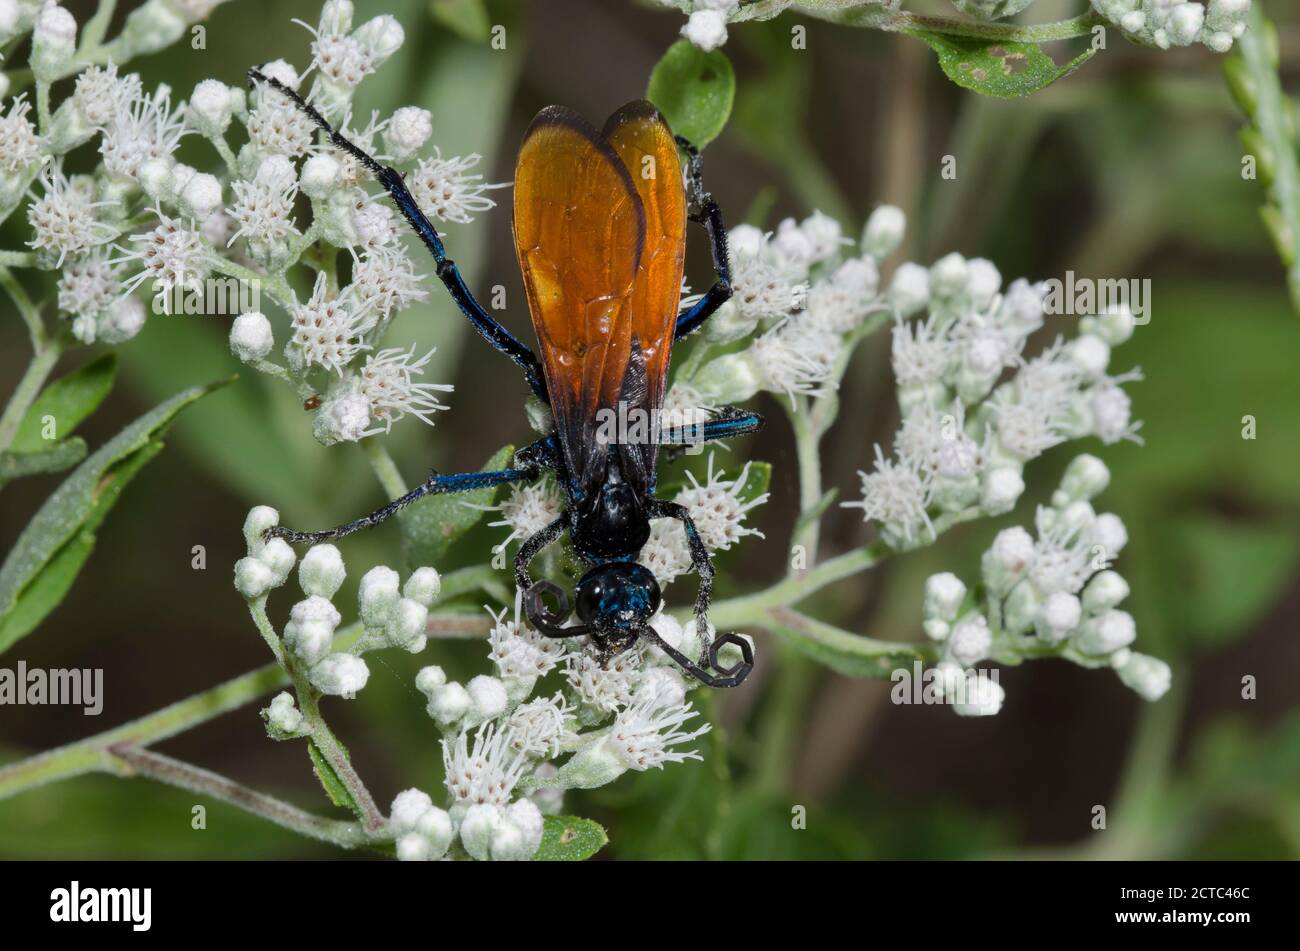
[408,148,507,224]
[0,95,42,177]
[479,477,565,551]
[607,695,710,771]
[674,455,768,552]
[99,83,188,180]
[442,723,529,808]
[844,445,934,549]
[486,605,568,681]
[113,206,208,312]
[27,161,118,266]
[357,345,452,432]
[286,271,369,374]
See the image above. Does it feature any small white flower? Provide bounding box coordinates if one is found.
[230,311,275,363]
[924,572,967,622]
[348,244,429,327]
[409,149,507,224]
[638,518,693,586]
[1028,510,1093,595]
[891,314,953,391]
[508,693,576,758]
[383,106,433,161]
[565,650,640,716]
[674,455,768,552]
[228,154,301,261]
[358,346,453,432]
[607,695,710,770]
[0,95,41,177]
[843,445,934,549]
[1089,374,1144,445]
[57,250,121,322]
[313,384,372,444]
[442,723,529,807]
[487,606,568,680]
[27,161,118,266]
[113,206,209,313]
[264,692,304,734]
[478,478,565,551]
[286,271,369,374]
[730,250,799,325]
[100,84,188,180]
[750,320,838,402]
[247,69,315,157]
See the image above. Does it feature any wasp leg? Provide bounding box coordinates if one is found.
[673,134,732,341]
[644,499,751,686]
[515,517,584,638]
[643,626,754,688]
[659,406,765,461]
[266,464,538,545]
[247,67,549,404]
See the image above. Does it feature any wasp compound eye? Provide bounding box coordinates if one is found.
[575,563,661,633]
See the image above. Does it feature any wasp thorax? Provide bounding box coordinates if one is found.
[575,563,661,634]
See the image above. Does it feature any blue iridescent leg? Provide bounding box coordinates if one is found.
[658,406,764,449]
[247,67,549,404]
[645,499,753,687]
[674,134,732,341]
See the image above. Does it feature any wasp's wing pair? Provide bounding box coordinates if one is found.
[513,101,687,501]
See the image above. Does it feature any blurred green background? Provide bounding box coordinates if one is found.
[1,0,1298,859]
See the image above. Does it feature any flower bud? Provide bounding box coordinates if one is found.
[263,691,304,735]
[1053,453,1110,507]
[309,652,369,698]
[299,544,346,599]
[243,506,280,553]
[1074,609,1137,656]
[458,803,500,862]
[426,682,470,725]
[862,205,906,258]
[97,296,146,345]
[888,262,930,317]
[554,739,628,790]
[982,526,1035,594]
[230,311,274,363]
[383,106,433,162]
[189,79,234,136]
[1035,591,1082,644]
[1081,570,1130,613]
[353,14,404,64]
[980,465,1025,516]
[390,788,433,834]
[403,567,441,607]
[257,537,297,585]
[923,572,967,622]
[415,665,447,695]
[386,598,429,653]
[1003,580,1041,635]
[1115,651,1172,701]
[464,675,508,726]
[301,153,342,199]
[947,613,992,666]
[952,672,1005,717]
[234,556,277,599]
[929,252,969,301]
[692,351,760,404]
[32,4,77,81]
[966,258,1002,309]
[359,565,401,628]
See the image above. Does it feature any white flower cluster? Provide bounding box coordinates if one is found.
[394,597,715,861]
[481,454,767,590]
[1091,0,1251,52]
[234,505,440,700]
[920,454,1171,717]
[0,1,498,444]
[836,208,1142,550]
[676,0,739,52]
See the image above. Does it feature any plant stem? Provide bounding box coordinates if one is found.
[735,2,1105,43]
[0,340,62,456]
[0,567,499,803]
[364,439,409,498]
[108,745,378,849]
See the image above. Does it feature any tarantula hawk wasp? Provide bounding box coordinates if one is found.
[247,68,763,687]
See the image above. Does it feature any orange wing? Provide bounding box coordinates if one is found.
[601,101,688,490]
[513,103,685,499]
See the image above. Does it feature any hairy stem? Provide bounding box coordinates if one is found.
[108,745,379,849]
[365,439,410,498]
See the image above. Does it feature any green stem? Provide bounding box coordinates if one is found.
[737,2,1105,43]
[109,745,378,849]
[0,567,499,803]
[80,0,119,52]
[0,251,35,268]
[364,439,409,498]
[0,340,62,455]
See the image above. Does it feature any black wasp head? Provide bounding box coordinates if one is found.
[574,562,661,638]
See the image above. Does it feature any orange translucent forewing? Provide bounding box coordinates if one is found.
[601,101,688,441]
[512,107,645,493]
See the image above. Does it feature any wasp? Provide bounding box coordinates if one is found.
[247,69,763,687]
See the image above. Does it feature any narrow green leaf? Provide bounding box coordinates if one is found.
[905,30,1096,98]
[429,0,490,41]
[0,439,88,486]
[767,608,928,678]
[735,460,771,505]
[534,815,608,861]
[0,379,229,654]
[307,740,361,815]
[399,445,514,567]
[647,39,735,147]
[11,354,117,453]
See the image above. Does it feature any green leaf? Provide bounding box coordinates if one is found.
[0,438,87,486]
[534,815,608,861]
[735,459,771,505]
[0,379,228,653]
[399,445,514,568]
[647,39,735,147]
[905,30,1096,98]
[429,0,490,41]
[10,354,117,453]
[1162,515,1299,648]
[767,607,928,678]
[307,740,360,815]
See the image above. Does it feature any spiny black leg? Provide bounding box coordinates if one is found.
[674,134,731,341]
[247,67,549,403]
[267,464,537,545]
[659,406,765,459]
[515,516,584,638]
